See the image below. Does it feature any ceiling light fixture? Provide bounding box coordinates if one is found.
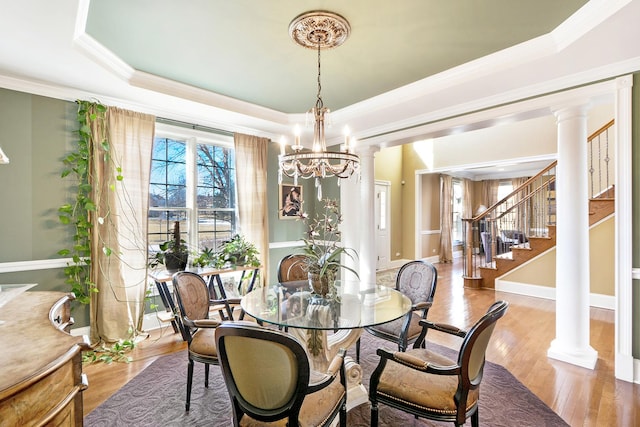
[279,11,360,200]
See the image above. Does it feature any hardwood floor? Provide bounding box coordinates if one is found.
[82,259,640,426]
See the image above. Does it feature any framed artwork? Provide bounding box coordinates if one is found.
[279,184,303,219]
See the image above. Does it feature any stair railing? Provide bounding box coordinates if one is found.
[588,119,615,199]
[462,162,557,286]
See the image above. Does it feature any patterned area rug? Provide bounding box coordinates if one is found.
[85,332,568,426]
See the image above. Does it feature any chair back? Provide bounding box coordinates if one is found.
[277,254,308,283]
[396,260,437,306]
[458,300,509,390]
[215,322,310,425]
[172,272,211,337]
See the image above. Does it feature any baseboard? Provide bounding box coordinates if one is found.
[71,312,167,337]
[495,279,615,310]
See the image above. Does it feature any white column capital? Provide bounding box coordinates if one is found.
[551,102,590,122]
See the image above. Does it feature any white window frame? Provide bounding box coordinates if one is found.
[151,123,235,252]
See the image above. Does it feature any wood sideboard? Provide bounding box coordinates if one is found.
[0,291,90,426]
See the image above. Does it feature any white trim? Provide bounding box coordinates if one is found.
[0,258,73,273]
[269,240,304,249]
[70,312,170,337]
[420,229,441,235]
[614,75,634,382]
[495,279,615,310]
[421,255,440,264]
[414,171,422,259]
[632,269,640,280]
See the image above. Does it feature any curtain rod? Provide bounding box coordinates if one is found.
[156,117,234,137]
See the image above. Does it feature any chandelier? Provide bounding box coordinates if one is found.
[279,11,360,200]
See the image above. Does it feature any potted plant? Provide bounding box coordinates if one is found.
[298,198,359,297]
[151,221,189,272]
[211,234,261,269]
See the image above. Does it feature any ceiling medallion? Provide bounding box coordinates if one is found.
[288,11,351,50]
[280,11,359,200]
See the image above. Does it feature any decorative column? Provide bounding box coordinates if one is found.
[341,165,360,289]
[341,145,379,290]
[547,103,597,369]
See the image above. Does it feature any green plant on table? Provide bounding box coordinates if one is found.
[149,221,189,271]
[210,234,260,269]
[298,198,359,296]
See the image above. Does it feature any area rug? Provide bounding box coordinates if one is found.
[85,332,568,427]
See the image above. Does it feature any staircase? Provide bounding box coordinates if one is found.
[462,120,615,289]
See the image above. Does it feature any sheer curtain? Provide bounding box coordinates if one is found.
[234,133,270,286]
[89,106,155,345]
[482,179,500,208]
[439,174,453,263]
[462,178,473,219]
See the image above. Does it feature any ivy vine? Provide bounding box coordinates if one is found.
[57,100,122,304]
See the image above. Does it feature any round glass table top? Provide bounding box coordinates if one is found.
[240,281,412,331]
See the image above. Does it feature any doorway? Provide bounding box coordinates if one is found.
[375,181,391,271]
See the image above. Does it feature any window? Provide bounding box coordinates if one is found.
[148,124,236,254]
[452,179,463,244]
[497,180,513,201]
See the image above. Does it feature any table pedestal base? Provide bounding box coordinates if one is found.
[288,327,368,410]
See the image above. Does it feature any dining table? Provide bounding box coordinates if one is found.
[241,280,412,409]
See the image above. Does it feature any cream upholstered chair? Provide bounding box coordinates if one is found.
[215,322,347,427]
[172,271,234,411]
[369,300,509,427]
[357,260,437,361]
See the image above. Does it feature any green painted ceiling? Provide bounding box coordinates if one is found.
[86,1,588,114]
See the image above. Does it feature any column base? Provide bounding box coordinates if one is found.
[547,339,598,369]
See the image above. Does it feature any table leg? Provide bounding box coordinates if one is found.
[154,280,189,341]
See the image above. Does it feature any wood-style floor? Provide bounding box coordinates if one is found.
[82,259,640,426]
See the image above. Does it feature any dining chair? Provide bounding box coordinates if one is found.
[277,254,309,288]
[369,300,509,427]
[172,271,234,411]
[215,322,348,427]
[356,260,437,361]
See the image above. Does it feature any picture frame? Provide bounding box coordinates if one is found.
[279,184,303,219]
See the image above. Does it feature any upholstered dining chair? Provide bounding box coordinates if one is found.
[172,271,234,411]
[277,254,309,288]
[215,322,348,427]
[356,260,437,362]
[369,300,509,427]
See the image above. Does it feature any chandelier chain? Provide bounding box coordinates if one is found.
[316,41,323,110]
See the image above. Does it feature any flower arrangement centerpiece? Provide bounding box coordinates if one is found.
[298,198,359,297]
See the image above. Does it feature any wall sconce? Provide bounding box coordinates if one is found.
[0,146,9,164]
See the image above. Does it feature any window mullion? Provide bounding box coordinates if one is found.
[186,137,198,251]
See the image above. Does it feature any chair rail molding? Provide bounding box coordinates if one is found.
[0,258,73,274]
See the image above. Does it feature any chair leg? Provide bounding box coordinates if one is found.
[370,402,379,427]
[355,338,360,363]
[204,363,210,388]
[339,402,347,427]
[186,359,194,411]
[471,409,479,427]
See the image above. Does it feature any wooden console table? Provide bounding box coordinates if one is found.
[0,290,90,426]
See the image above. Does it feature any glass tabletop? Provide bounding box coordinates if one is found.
[240,281,412,330]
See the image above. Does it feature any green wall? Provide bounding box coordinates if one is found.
[0,89,85,320]
[265,140,341,284]
[374,146,404,260]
